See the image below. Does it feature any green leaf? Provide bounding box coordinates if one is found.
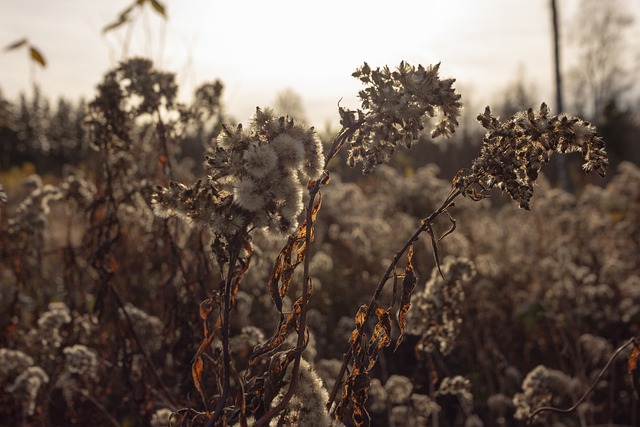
[30,47,46,67]
[4,38,28,52]
[149,0,167,17]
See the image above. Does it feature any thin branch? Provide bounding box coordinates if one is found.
[108,282,178,409]
[527,337,640,425]
[327,187,461,412]
[207,234,242,426]
[254,124,360,426]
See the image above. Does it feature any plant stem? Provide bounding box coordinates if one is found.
[254,123,359,426]
[208,234,241,426]
[327,188,461,412]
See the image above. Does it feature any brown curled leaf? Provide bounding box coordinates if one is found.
[192,356,208,412]
[629,343,640,398]
[396,244,417,350]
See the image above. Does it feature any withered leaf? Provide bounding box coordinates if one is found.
[396,244,417,350]
[629,344,640,398]
[192,356,208,411]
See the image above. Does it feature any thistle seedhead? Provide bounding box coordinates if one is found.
[455,103,608,209]
[152,108,324,237]
[344,61,462,174]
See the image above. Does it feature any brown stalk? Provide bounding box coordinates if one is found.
[327,187,461,412]
[254,123,360,426]
[527,337,640,425]
[207,233,242,426]
[108,282,178,408]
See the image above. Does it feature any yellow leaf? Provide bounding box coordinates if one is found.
[30,47,46,67]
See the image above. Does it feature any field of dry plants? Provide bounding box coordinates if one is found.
[1,58,638,427]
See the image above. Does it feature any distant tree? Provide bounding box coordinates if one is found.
[566,0,635,121]
[273,88,307,122]
[598,98,640,168]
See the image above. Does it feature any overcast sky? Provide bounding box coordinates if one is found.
[1,0,639,127]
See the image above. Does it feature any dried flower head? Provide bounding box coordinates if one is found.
[63,344,98,378]
[153,108,324,236]
[513,365,580,420]
[0,348,34,379]
[384,375,413,405]
[7,366,49,416]
[270,358,331,427]
[344,61,462,173]
[407,257,476,354]
[87,58,178,151]
[455,103,608,209]
[37,302,72,331]
[118,303,164,353]
[438,375,474,411]
[150,408,173,427]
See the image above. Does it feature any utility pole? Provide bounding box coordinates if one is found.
[550,0,572,192]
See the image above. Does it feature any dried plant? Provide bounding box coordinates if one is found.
[2,57,634,427]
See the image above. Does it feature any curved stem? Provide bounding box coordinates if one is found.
[254,124,359,426]
[327,188,461,412]
[527,337,639,425]
[207,235,241,426]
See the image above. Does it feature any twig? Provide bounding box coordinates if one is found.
[327,187,461,412]
[527,337,640,425]
[109,282,178,409]
[207,234,242,426]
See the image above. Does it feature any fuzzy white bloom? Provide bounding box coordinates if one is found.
[216,124,246,151]
[513,365,580,420]
[234,177,267,213]
[438,375,474,411]
[8,366,49,416]
[272,133,305,169]
[0,348,34,378]
[154,107,324,237]
[300,132,325,180]
[38,302,72,331]
[280,185,304,223]
[385,375,413,405]
[244,144,278,179]
[270,359,331,427]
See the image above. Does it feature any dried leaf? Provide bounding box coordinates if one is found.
[267,196,321,313]
[4,38,27,51]
[102,16,130,33]
[629,344,640,398]
[249,298,302,363]
[396,244,417,350]
[425,220,446,281]
[192,356,208,411]
[369,307,391,368]
[350,370,371,427]
[437,209,457,243]
[349,304,368,347]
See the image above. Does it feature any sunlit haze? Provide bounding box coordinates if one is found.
[1,0,639,127]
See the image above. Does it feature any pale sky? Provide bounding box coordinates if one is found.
[1,0,639,127]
